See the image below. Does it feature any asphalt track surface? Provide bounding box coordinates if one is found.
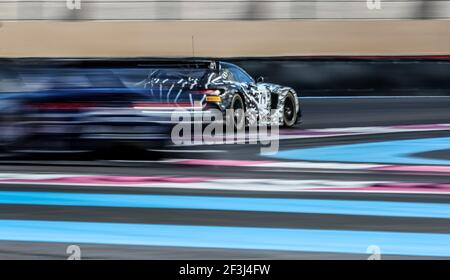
[0,97,449,259]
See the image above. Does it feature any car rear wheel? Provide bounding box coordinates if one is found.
[282,92,297,128]
[229,94,245,131]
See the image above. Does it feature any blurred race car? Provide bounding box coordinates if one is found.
[0,59,302,154]
[135,60,302,129]
[0,66,173,155]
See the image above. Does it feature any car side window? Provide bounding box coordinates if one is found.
[226,65,254,84]
[221,69,233,81]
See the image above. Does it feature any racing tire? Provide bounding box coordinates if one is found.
[282,92,298,128]
[228,94,246,131]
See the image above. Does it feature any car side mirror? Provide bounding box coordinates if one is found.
[256,76,264,84]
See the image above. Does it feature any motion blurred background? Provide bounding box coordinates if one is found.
[1,0,450,57]
[1,0,450,260]
[0,0,446,20]
[2,1,450,96]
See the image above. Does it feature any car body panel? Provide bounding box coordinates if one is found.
[138,61,302,126]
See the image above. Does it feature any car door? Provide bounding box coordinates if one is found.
[228,65,272,124]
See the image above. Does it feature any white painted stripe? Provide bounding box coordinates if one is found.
[0,173,384,191]
[2,180,448,194]
[152,149,226,153]
[177,123,450,146]
[0,172,448,194]
[255,161,385,170]
[166,159,386,170]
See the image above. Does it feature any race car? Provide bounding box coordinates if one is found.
[0,65,173,155]
[0,59,302,154]
[133,60,302,129]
